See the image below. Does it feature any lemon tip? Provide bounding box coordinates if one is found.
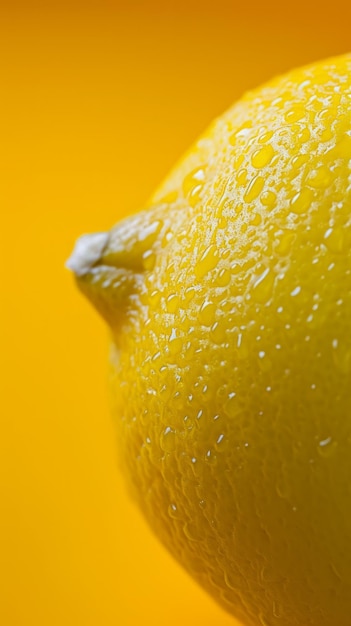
[66,232,109,277]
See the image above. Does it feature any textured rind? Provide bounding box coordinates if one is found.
[108,55,351,626]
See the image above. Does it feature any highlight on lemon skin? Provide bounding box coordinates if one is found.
[68,54,351,626]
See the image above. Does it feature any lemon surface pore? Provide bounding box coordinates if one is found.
[69,55,351,626]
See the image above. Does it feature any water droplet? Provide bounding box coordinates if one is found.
[166,293,180,313]
[250,211,263,228]
[182,167,206,195]
[321,126,333,142]
[244,175,265,202]
[251,144,275,168]
[258,351,272,372]
[195,244,219,279]
[290,187,314,214]
[252,267,275,303]
[188,184,203,207]
[233,153,244,169]
[168,329,183,356]
[306,166,331,189]
[205,449,217,465]
[260,189,277,207]
[183,522,202,541]
[160,426,176,452]
[332,342,351,373]
[142,249,156,270]
[182,167,206,207]
[198,300,216,326]
[215,433,228,452]
[291,154,309,168]
[184,286,196,303]
[216,384,228,400]
[229,123,252,144]
[224,393,241,418]
[317,436,337,457]
[324,226,345,253]
[209,321,224,345]
[328,133,351,159]
[236,168,248,186]
[217,267,231,286]
[290,286,301,297]
[149,289,161,307]
[168,502,182,519]
[275,230,295,255]
[284,106,305,122]
[258,130,274,144]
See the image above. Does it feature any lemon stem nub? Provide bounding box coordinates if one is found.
[66,232,109,277]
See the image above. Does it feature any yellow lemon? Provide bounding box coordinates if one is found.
[68,55,351,626]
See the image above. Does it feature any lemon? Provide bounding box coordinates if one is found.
[68,54,351,626]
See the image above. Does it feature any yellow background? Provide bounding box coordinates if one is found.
[1,2,351,625]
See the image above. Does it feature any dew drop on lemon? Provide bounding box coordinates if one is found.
[258,129,274,144]
[210,320,227,344]
[317,436,338,458]
[183,521,202,542]
[306,166,331,189]
[142,249,156,270]
[168,331,183,356]
[290,187,315,214]
[149,289,162,307]
[252,267,275,303]
[244,175,265,202]
[195,244,220,279]
[236,168,248,186]
[284,106,305,123]
[321,126,333,142]
[182,167,206,195]
[251,144,275,168]
[160,426,177,452]
[291,154,309,168]
[275,230,295,255]
[188,184,204,207]
[324,227,345,253]
[329,134,351,159]
[166,293,180,313]
[260,190,277,208]
[217,268,232,287]
[198,301,216,326]
[168,502,182,519]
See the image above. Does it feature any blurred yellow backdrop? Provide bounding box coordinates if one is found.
[1,2,351,625]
